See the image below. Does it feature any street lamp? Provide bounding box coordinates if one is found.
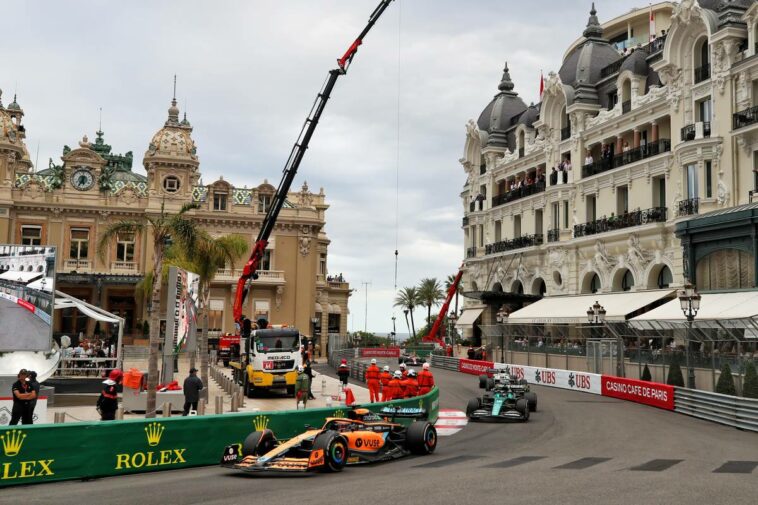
[391,315,396,347]
[586,301,606,324]
[496,307,509,363]
[587,301,622,376]
[678,282,701,389]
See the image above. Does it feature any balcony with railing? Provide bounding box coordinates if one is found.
[215,268,286,284]
[466,247,478,259]
[469,198,485,213]
[680,122,711,141]
[677,198,699,217]
[485,234,544,255]
[111,261,138,274]
[491,181,546,208]
[64,259,92,272]
[600,59,624,79]
[560,126,571,141]
[581,139,671,179]
[694,64,710,84]
[733,105,758,130]
[547,228,560,243]
[573,207,668,238]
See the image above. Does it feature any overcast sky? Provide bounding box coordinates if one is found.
[6,0,643,333]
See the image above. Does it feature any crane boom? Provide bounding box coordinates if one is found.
[233,0,395,324]
[423,265,464,346]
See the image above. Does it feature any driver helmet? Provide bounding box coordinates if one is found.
[383,365,390,372]
[108,369,123,383]
[408,369,417,377]
[422,363,430,370]
[393,370,402,378]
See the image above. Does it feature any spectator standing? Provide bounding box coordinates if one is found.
[97,369,122,421]
[295,365,310,407]
[182,367,204,416]
[304,359,315,400]
[10,369,35,425]
[27,371,40,422]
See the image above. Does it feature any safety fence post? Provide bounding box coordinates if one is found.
[230,394,238,413]
[54,412,66,423]
[116,406,124,420]
[238,387,245,408]
[215,396,224,414]
[198,400,206,415]
[162,402,172,417]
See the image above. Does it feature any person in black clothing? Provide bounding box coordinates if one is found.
[549,167,558,186]
[241,316,252,339]
[28,370,40,423]
[97,369,122,421]
[182,367,204,416]
[337,359,350,387]
[10,369,35,425]
[304,359,316,400]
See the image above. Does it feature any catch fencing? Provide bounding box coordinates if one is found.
[430,355,758,433]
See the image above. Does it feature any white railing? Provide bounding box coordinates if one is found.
[64,259,92,271]
[111,261,138,273]
[215,268,285,283]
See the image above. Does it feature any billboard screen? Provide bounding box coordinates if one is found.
[0,244,56,352]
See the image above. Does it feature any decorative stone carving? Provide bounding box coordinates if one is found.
[547,247,566,268]
[593,240,616,274]
[672,0,699,25]
[299,236,311,257]
[298,181,313,207]
[627,234,651,272]
[636,85,667,107]
[736,72,750,110]
[275,286,284,309]
[717,178,730,207]
[586,104,621,129]
[712,40,739,94]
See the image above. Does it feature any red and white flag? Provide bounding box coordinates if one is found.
[649,4,656,42]
[539,70,544,100]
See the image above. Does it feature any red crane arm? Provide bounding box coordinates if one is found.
[424,265,464,346]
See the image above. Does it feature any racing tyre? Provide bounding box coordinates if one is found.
[242,429,277,457]
[406,421,437,455]
[525,392,538,412]
[478,374,488,389]
[485,378,495,391]
[466,397,481,418]
[515,399,530,420]
[312,431,348,472]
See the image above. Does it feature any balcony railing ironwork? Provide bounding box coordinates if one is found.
[600,35,668,79]
[560,126,571,141]
[573,207,668,238]
[680,122,711,141]
[547,229,560,243]
[677,198,699,217]
[485,234,544,255]
[622,100,631,114]
[733,105,758,130]
[491,181,545,208]
[581,139,671,178]
[694,64,710,84]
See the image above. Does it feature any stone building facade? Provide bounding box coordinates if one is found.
[0,92,350,351]
[460,1,758,339]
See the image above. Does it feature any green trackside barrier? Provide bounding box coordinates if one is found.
[0,387,438,487]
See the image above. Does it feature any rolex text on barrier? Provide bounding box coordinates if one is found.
[601,376,674,410]
[493,363,602,395]
[0,387,438,487]
[360,348,401,358]
[458,358,495,375]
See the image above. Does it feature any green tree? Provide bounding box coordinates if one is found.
[394,287,420,339]
[169,232,248,389]
[666,356,685,387]
[641,363,652,381]
[742,361,758,399]
[418,278,445,324]
[444,273,463,318]
[98,201,200,418]
[716,362,737,396]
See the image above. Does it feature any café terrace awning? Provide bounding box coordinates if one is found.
[630,291,758,331]
[505,290,675,324]
[455,307,485,329]
[0,270,43,284]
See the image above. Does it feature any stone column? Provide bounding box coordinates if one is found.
[651,121,659,143]
[616,135,624,155]
[633,129,641,149]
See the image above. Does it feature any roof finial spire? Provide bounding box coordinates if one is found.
[173,74,177,102]
[498,61,515,93]
[98,107,103,132]
[583,2,603,39]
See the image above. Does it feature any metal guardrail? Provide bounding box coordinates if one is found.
[430,354,459,371]
[674,388,758,433]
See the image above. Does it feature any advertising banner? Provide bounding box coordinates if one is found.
[601,375,674,410]
[0,245,56,352]
[492,363,602,395]
[0,387,438,487]
[458,358,495,375]
[360,348,401,358]
[162,267,200,381]
[0,397,48,426]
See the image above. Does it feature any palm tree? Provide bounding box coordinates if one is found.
[98,201,200,418]
[418,278,445,324]
[445,273,464,318]
[169,232,248,391]
[394,287,419,338]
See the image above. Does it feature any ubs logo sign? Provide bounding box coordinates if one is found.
[114,422,187,470]
[568,373,593,390]
[1,429,55,480]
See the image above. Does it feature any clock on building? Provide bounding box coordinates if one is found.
[71,168,94,191]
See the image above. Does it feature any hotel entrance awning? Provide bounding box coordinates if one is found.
[455,307,484,329]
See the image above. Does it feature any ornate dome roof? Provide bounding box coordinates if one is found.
[145,98,197,161]
[516,103,540,128]
[0,93,19,144]
[476,63,527,148]
[7,94,21,111]
[559,4,620,89]
[619,49,649,76]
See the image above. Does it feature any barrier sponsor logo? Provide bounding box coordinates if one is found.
[568,372,594,392]
[360,348,401,358]
[601,376,674,410]
[114,422,187,470]
[458,358,495,375]
[0,430,54,481]
[16,299,35,313]
[492,362,602,395]
[534,369,556,385]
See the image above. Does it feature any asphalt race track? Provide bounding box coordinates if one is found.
[5,367,757,505]
[0,297,50,351]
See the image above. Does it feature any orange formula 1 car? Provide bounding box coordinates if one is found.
[220,407,437,475]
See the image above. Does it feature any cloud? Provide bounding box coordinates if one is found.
[5,0,637,332]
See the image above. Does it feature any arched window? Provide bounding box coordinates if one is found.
[533,278,546,296]
[511,280,524,295]
[621,79,632,103]
[694,37,710,83]
[621,270,634,291]
[657,266,673,289]
[590,274,601,294]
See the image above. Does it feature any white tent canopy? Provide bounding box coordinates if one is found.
[0,270,43,284]
[456,307,484,329]
[27,277,54,293]
[630,291,758,329]
[506,290,675,324]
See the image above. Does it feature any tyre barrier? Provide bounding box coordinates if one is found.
[0,387,438,487]
[430,355,758,433]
